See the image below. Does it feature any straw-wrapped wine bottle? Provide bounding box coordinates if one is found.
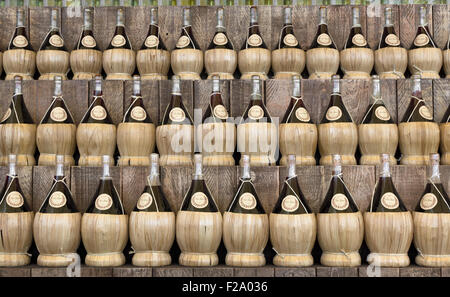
[0,76,36,166]
[77,76,116,166]
[440,105,450,165]
[197,75,236,166]
[374,7,407,79]
[117,76,155,166]
[340,7,373,79]
[238,6,271,80]
[0,155,33,267]
[237,76,277,166]
[176,154,222,266]
[408,6,443,79]
[171,8,203,80]
[364,154,413,267]
[136,8,170,80]
[103,8,135,80]
[414,154,450,267]
[398,75,439,165]
[36,76,76,166]
[204,8,236,80]
[358,75,398,165]
[34,155,81,267]
[318,75,357,165]
[271,7,305,79]
[3,8,36,80]
[306,6,339,79]
[270,155,316,267]
[444,36,450,78]
[81,155,128,267]
[36,8,70,80]
[279,75,317,165]
[317,154,364,267]
[70,8,102,80]
[129,154,175,267]
[223,155,268,267]
[156,76,194,166]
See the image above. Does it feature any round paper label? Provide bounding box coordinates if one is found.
[50,107,67,122]
[144,35,159,48]
[295,107,310,122]
[191,192,209,209]
[248,105,264,120]
[317,33,332,46]
[239,192,257,210]
[247,34,262,47]
[130,106,147,121]
[95,193,113,211]
[385,34,400,46]
[90,105,107,121]
[381,192,399,210]
[12,35,28,48]
[49,34,64,47]
[375,106,391,121]
[137,192,153,210]
[281,195,300,213]
[283,34,298,47]
[213,105,228,119]
[1,108,11,122]
[331,193,349,211]
[111,35,126,47]
[49,191,67,208]
[5,191,24,208]
[352,33,367,47]
[414,33,430,47]
[169,107,186,122]
[81,35,96,48]
[326,106,342,121]
[213,32,228,46]
[420,193,438,210]
[176,36,190,49]
[419,105,433,120]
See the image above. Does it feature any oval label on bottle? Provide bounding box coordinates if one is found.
[137,192,153,210]
[213,32,228,46]
[81,35,96,48]
[239,192,257,210]
[281,195,300,213]
[331,193,349,211]
[169,107,186,122]
[49,34,64,48]
[49,191,67,208]
[5,191,24,208]
[420,193,438,210]
[385,34,400,47]
[176,36,190,49]
[352,34,367,47]
[111,35,126,48]
[191,192,209,209]
[144,35,159,48]
[419,105,433,120]
[248,105,264,120]
[130,106,147,121]
[1,108,11,122]
[295,107,310,122]
[95,193,113,211]
[213,105,228,119]
[317,33,332,46]
[326,106,342,121]
[12,35,28,48]
[414,33,429,47]
[375,106,391,121]
[50,107,67,122]
[283,34,298,47]
[381,192,399,210]
[247,34,262,47]
[90,105,107,121]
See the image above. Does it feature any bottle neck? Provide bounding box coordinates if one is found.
[319,8,327,25]
[352,8,360,28]
[212,78,220,93]
[241,162,251,180]
[250,7,258,26]
[148,162,160,186]
[183,9,191,27]
[55,162,64,177]
[116,10,125,27]
[133,80,141,97]
[50,9,58,29]
[193,161,203,180]
[372,79,381,100]
[385,9,393,27]
[8,161,16,176]
[419,7,427,27]
[430,163,441,183]
[292,79,301,97]
[251,79,261,100]
[332,164,342,177]
[16,9,24,28]
[216,8,225,31]
[332,79,340,94]
[380,161,391,178]
[102,162,110,178]
[171,79,181,95]
[412,79,421,94]
[150,9,158,26]
[284,7,292,25]
[14,80,22,95]
[287,159,296,178]
[94,79,102,96]
[83,9,93,31]
[54,80,62,97]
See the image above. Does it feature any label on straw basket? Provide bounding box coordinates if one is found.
[13,35,28,48]
[326,106,342,121]
[419,105,433,120]
[111,35,126,48]
[144,35,159,48]
[95,193,113,211]
[248,105,264,120]
[130,106,147,121]
[295,107,310,122]
[283,34,298,47]
[6,191,24,208]
[385,34,400,47]
[420,193,438,210]
[213,105,228,119]
[317,33,332,46]
[90,106,107,121]
[49,35,64,47]
[50,107,67,122]
[414,34,429,47]
[281,195,299,213]
[381,192,399,210]
[81,36,96,48]
[176,36,190,49]
[49,191,67,208]
[169,107,186,122]
[352,34,367,47]
[191,192,209,209]
[331,193,349,211]
[239,192,257,210]
[375,106,390,121]
[137,192,153,210]
[248,34,262,47]
[213,33,228,46]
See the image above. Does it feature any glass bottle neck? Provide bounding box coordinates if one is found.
[193,161,203,180]
[430,164,440,183]
[372,79,381,100]
[419,7,427,26]
[116,10,125,27]
[241,163,251,180]
[380,161,391,178]
[54,80,62,97]
[216,8,225,31]
[332,79,340,94]
[284,7,292,26]
[8,161,16,176]
[14,80,22,95]
[83,9,93,31]
[102,162,110,178]
[16,9,24,27]
[385,9,393,27]
[148,163,160,186]
[133,80,141,97]
[55,162,64,177]
[50,9,58,29]
[150,9,158,26]
[183,9,191,27]
[352,8,360,28]
[319,8,327,25]
[250,7,258,26]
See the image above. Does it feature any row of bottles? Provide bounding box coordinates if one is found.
[0,152,449,268]
[3,6,450,81]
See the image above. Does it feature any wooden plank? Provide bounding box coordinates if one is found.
[121,166,147,214]
[0,267,31,277]
[125,7,150,53]
[316,266,359,277]
[93,6,118,51]
[274,267,316,277]
[292,5,317,51]
[443,267,450,277]
[233,266,274,277]
[158,80,193,125]
[439,165,450,195]
[31,266,68,277]
[204,166,236,213]
[61,6,84,52]
[193,266,234,277]
[359,265,400,277]
[160,166,192,212]
[88,79,124,125]
[0,7,26,52]
[380,79,398,124]
[32,165,71,212]
[270,5,284,51]
[302,79,332,124]
[0,165,32,212]
[341,79,370,124]
[387,165,426,211]
[29,7,54,52]
[158,6,179,51]
[123,80,159,125]
[193,79,230,120]
[230,79,266,119]
[400,266,440,277]
[153,265,193,277]
[433,79,450,123]
[191,6,209,52]
[328,5,352,51]
[113,265,152,277]
[396,78,433,122]
[399,4,433,50]
[81,266,113,277]
[432,4,449,49]
[265,79,292,121]
[366,4,400,50]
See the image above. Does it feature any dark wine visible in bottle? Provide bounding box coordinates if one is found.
[123,76,152,124]
[161,76,193,125]
[76,8,99,50]
[281,75,312,124]
[0,76,33,124]
[208,8,233,50]
[320,75,353,124]
[241,6,267,50]
[361,75,394,124]
[378,7,402,49]
[0,155,31,213]
[175,8,200,50]
[202,76,229,123]
[277,7,300,49]
[409,6,436,50]
[39,8,67,51]
[81,76,114,124]
[400,75,434,123]
[309,6,336,50]
[345,7,369,49]
[9,8,33,51]
[240,75,272,124]
[40,76,74,125]
[141,8,166,50]
[107,8,132,50]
